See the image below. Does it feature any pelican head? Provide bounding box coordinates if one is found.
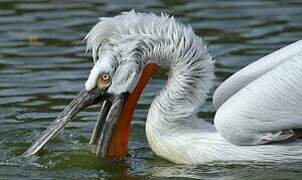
[24,10,179,157]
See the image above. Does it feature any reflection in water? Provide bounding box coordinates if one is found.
[0,0,302,178]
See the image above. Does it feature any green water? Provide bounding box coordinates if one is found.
[0,0,302,179]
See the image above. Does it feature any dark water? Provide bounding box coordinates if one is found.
[0,0,302,179]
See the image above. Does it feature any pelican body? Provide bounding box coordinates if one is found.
[24,11,302,164]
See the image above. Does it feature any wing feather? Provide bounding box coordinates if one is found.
[214,46,302,145]
[213,40,302,109]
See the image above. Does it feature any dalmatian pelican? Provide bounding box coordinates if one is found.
[24,11,302,164]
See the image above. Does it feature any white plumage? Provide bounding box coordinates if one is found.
[84,11,302,164]
[213,40,302,109]
[214,51,302,146]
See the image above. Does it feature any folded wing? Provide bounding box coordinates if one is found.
[213,40,302,145]
[213,40,302,109]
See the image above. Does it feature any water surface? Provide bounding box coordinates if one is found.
[0,0,302,179]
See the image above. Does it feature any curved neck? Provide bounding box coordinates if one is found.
[147,45,214,129]
[145,46,214,163]
[149,63,212,128]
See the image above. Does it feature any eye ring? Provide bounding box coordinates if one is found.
[97,73,111,88]
[102,74,110,81]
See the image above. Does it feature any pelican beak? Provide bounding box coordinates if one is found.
[23,87,126,156]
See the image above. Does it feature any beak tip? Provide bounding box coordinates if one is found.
[24,88,103,156]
